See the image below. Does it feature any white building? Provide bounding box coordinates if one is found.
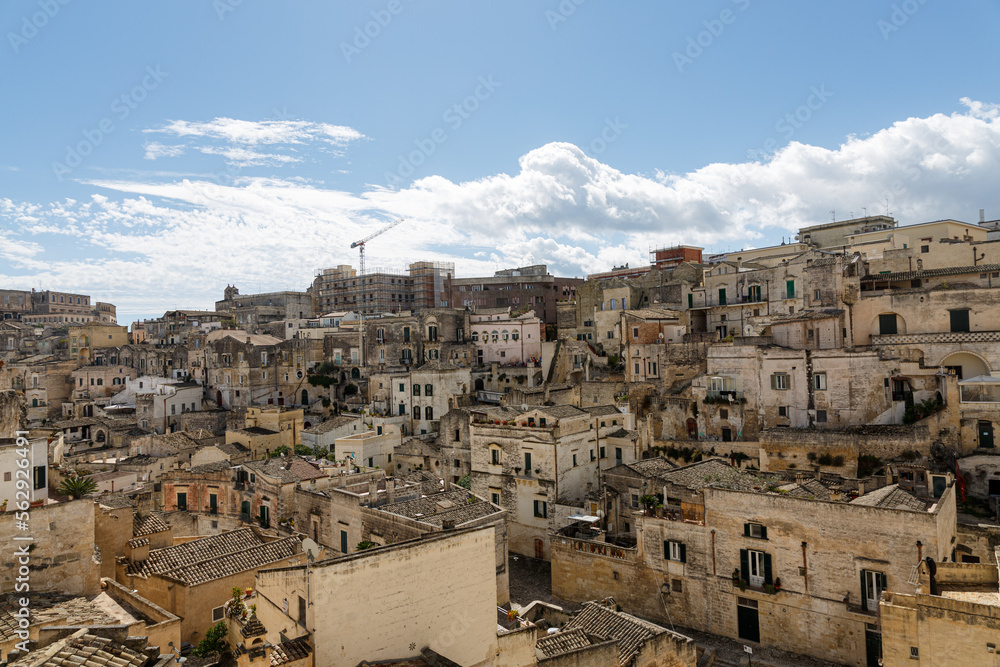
[0,435,49,505]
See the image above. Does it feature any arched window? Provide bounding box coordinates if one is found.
[471,331,479,341]
[502,330,509,341]
[491,330,499,343]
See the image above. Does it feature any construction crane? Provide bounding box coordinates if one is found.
[350,217,406,279]
[349,217,406,368]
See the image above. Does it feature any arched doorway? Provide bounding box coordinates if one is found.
[216,390,223,407]
[941,352,990,380]
[686,418,698,440]
[474,378,484,391]
[351,367,360,380]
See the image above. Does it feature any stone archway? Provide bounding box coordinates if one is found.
[940,352,990,380]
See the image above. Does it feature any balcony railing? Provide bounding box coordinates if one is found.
[872,331,1000,345]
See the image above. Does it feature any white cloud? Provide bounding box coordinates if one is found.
[3,100,1000,322]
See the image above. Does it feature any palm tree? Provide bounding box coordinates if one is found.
[58,476,98,499]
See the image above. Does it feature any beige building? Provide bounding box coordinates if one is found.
[254,527,501,667]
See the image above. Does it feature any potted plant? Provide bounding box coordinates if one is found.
[639,494,658,516]
[738,579,747,592]
[731,568,740,585]
[774,577,782,591]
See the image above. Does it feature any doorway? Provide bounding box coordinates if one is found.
[534,539,544,560]
[736,599,759,643]
[979,421,994,449]
[865,625,882,667]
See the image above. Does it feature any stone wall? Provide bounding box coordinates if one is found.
[0,499,100,596]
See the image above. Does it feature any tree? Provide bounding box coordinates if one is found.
[192,620,229,657]
[270,445,290,457]
[356,540,376,551]
[58,476,98,499]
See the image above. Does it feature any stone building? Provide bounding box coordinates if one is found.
[551,461,958,667]
[447,264,583,326]
[215,285,314,331]
[469,307,544,365]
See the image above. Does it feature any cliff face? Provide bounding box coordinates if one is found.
[0,390,27,437]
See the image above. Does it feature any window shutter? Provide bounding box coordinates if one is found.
[679,543,687,563]
[760,525,768,539]
[763,553,773,585]
[860,569,867,603]
[740,549,749,581]
[744,523,751,537]
[880,572,887,592]
[664,541,670,560]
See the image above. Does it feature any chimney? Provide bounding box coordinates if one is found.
[442,519,456,530]
[386,479,396,504]
[368,478,379,506]
[981,209,986,224]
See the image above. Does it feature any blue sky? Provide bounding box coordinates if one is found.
[1,0,999,323]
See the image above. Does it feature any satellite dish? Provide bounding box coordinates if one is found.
[301,537,321,562]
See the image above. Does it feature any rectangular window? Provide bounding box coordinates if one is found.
[778,406,787,417]
[572,454,577,467]
[744,522,767,539]
[600,446,606,459]
[32,465,46,490]
[630,493,639,508]
[920,245,929,253]
[212,606,225,622]
[814,373,827,390]
[176,492,187,511]
[533,499,548,518]
[879,313,898,335]
[491,449,500,465]
[741,549,771,588]
[771,373,790,390]
[524,452,532,475]
[816,410,827,423]
[632,327,639,338]
[718,288,727,306]
[491,491,500,505]
[813,289,821,301]
[664,540,687,562]
[413,384,420,396]
[425,384,433,396]
[687,294,693,308]
[862,569,887,612]
[786,280,795,299]
[950,309,970,333]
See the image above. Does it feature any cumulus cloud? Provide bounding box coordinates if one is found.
[2,100,999,322]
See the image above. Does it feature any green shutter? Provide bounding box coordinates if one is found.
[744,523,751,537]
[664,541,670,560]
[860,569,867,604]
[880,572,887,592]
[679,543,687,563]
[740,549,749,581]
[763,552,773,585]
[760,525,768,539]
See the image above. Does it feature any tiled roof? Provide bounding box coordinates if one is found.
[269,637,313,665]
[36,631,149,667]
[535,628,594,657]
[303,415,361,434]
[584,405,623,417]
[622,457,679,479]
[127,537,149,549]
[97,495,136,510]
[658,458,763,492]
[605,428,637,440]
[244,456,325,484]
[129,528,301,586]
[187,460,235,475]
[218,441,250,455]
[850,484,928,511]
[133,513,172,537]
[860,263,1000,283]
[622,308,682,320]
[379,490,501,527]
[534,405,588,419]
[119,454,161,467]
[770,308,844,324]
[564,601,670,667]
[238,426,280,436]
[0,594,123,643]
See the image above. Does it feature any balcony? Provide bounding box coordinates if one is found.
[872,330,1000,346]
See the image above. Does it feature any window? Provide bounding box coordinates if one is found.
[671,579,683,593]
[590,450,596,462]
[879,313,898,335]
[32,465,46,490]
[786,280,795,299]
[632,327,639,338]
[176,492,187,511]
[740,549,771,588]
[771,373,790,390]
[816,410,827,423]
[720,408,728,419]
[744,522,767,539]
[600,446,606,459]
[533,499,548,518]
[813,289,821,301]
[950,309,970,333]
[862,569,887,612]
[491,448,501,465]
[814,373,827,390]
[413,384,420,396]
[718,288,727,306]
[778,406,787,417]
[424,406,433,420]
[491,491,501,505]
[572,454,577,467]
[424,384,433,396]
[212,606,225,622]
[615,447,622,465]
[664,540,687,562]
[630,493,639,508]
[910,647,919,659]
[920,245,929,253]
[524,452,532,475]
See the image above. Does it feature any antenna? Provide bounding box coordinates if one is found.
[884,197,890,217]
[830,210,836,223]
[862,207,867,218]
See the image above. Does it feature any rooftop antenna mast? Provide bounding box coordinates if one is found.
[349,217,407,367]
